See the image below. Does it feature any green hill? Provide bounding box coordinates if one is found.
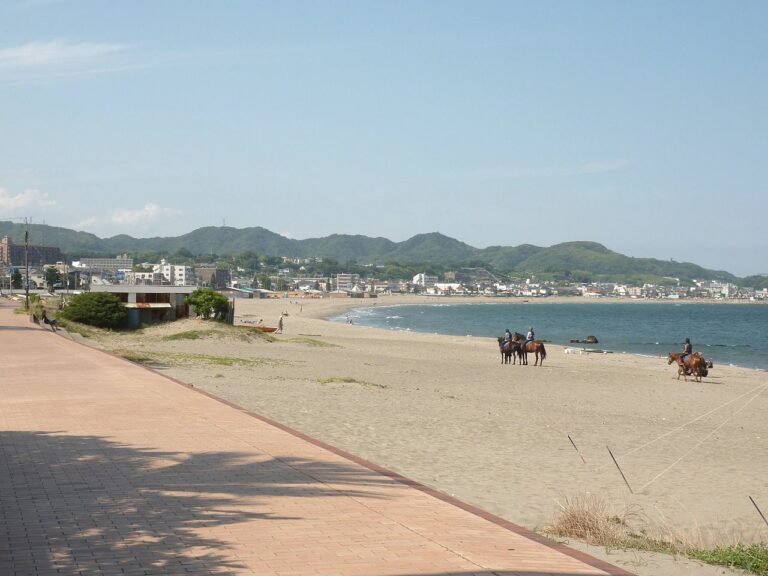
[0,221,108,253]
[0,220,741,282]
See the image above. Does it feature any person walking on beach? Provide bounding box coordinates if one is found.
[277,315,284,334]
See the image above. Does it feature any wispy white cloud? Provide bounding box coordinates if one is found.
[0,39,129,69]
[110,203,176,225]
[71,204,178,234]
[0,187,56,212]
[0,39,142,84]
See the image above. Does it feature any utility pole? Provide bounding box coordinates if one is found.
[24,218,30,311]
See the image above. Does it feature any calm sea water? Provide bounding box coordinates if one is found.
[331,301,768,370]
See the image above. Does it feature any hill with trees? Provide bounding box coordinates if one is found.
[0,220,749,284]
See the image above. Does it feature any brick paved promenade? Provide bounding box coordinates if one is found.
[0,300,633,576]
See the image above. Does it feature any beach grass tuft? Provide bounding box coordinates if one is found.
[55,318,96,339]
[547,495,635,546]
[547,495,768,575]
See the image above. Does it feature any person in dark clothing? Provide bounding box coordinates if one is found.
[678,337,693,371]
[682,337,692,359]
[41,310,58,332]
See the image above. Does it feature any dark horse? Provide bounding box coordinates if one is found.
[497,337,523,364]
[667,352,712,382]
[513,334,547,366]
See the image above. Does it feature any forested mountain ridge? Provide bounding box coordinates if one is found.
[0,221,749,284]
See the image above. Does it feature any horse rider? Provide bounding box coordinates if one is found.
[525,326,535,344]
[680,337,692,368]
[502,328,513,352]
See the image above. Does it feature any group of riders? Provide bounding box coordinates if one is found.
[499,326,547,366]
[499,328,710,379]
[504,326,535,346]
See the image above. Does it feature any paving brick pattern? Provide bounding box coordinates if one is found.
[0,302,633,576]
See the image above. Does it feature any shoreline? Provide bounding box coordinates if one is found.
[315,295,768,373]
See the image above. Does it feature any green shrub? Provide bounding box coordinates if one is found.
[186,288,229,320]
[28,294,43,320]
[59,292,128,329]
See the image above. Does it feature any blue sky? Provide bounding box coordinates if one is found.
[1,1,765,276]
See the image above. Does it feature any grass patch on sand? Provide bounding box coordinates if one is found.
[318,376,387,389]
[234,327,277,342]
[162,330,211,341]
[161,325,277,343]
[285,336,338,348]
[55,318,98,339]
[687,545,768,575]
[116,351,156,364]
[114,349,289,368]
[547,494,768,575]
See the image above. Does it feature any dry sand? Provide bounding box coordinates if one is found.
[83,294,768,576]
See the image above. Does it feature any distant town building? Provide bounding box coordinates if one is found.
[335,273,360,291]
[195,266,231,289]
[79,256,134,275]
[124,271,166,285]
[1,236,65,267]
[155,260,196,286]
[412,273,438,287]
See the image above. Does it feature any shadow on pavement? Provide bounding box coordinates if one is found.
[0,431,394,575]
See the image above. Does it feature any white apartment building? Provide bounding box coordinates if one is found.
[154,260,196,286]
[412,273,438,287]
[124,271,166,285]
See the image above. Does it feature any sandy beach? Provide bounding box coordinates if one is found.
[80,294,768,576]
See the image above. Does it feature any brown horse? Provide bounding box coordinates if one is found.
[497,337,523,365]
[498,337,512,364]
[667,352,711,382]
[513,334,547,366]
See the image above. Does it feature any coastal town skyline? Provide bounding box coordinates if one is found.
[1,1,766,276]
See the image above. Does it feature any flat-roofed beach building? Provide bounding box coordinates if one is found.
[90,285,196,329]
